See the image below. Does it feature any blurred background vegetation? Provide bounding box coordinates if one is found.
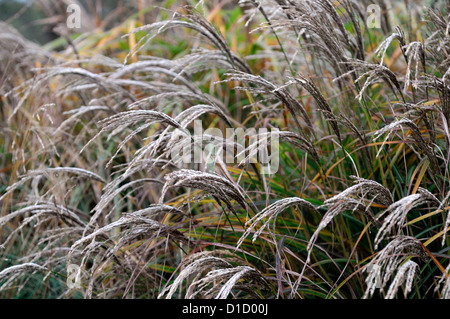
[0,0,169,45]
[0,0,54,44]
[1,0,450,299]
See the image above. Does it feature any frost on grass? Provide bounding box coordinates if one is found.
[436,263,450,299]
[237,197,318,248]
[335,60,402,102]
[363,236,426,299]
[160,169,247,214]
[372,118,440,175]
[0,167,105,202]
[306,176,393,264]
[385,260,419,299]
[374,26,406,65]
[0,201,85,228]
[1,0,450,299]
[158,250,266,299]
[374,188,440,249]
[0,263,48,293]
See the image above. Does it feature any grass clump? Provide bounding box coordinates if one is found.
[1,0,450,299]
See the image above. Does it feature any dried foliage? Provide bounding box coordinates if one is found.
[1,0,450,299]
